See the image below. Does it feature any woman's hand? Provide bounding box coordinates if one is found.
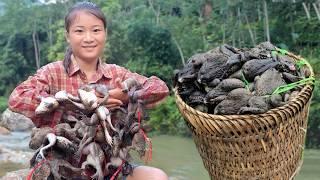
[108,88,129,104]
[99,78,129,109]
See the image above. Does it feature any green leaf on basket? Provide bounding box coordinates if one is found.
[296,58,308,69]
[277,48,289,55]
[271,50,278,56]
[272,77,315,95]
[240,70,250,90]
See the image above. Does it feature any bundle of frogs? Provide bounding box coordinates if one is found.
[174,42,313,115]
[28,78,150,180]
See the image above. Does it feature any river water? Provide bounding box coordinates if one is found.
[0,133,319,179]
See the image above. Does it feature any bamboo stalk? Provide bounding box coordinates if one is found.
[302,2,311,19]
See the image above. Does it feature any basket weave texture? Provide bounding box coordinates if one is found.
[174,51,314,180]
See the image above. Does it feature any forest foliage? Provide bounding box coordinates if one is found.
[0,0,319,147]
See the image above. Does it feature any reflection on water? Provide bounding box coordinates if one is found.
[0,133,319,179]
[0,131,31,151]
[0,131,32,177]
[0,162,28,177]
[137,135,320,180]
[147,135,210,180]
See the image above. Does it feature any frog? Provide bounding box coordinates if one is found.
[282,72,302,83]
[214,88,252,115]
[254,68,286,96]
[35,96,59,116]
[121,78,140,93]
[242,41,275,60]
[29,123,80,150]
[197,50,229,85]
[275,54,297,73]
[96,105,117,133]
[219,44,248,68]
[198,48,243,85]
[229,69,242,80]
[257,41,277,51]
[176,63,199,83]
[185,90,206,105]
[186,52,209,68]
[205,78,245,105]
[77,113,108,164]
[81,142,105,180]
[48,158,82,180]
[284,90,300,102]
[241,58,280,81]
[238,96,270,114]
[129,131,146,159]
[185,90,207,112]
[78,88,98,110]
[238,94,285,114]
[219,44,240,56]
[204,78,221,89]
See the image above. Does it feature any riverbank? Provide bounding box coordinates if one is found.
[1,134,319,179]
[149,135,320,180]
[295,149,320,180]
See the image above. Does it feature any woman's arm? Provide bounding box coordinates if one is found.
[110,65,169,108]
[8,65,59,127]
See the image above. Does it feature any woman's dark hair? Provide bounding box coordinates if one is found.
[63,1,107,74]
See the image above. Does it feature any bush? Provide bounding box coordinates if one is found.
[0,96,8,113]
[148,95,191,137]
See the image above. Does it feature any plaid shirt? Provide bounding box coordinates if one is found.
[8,58,169,127]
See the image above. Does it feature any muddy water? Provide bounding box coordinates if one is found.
[0,133,319,179]
[0,132,33,177]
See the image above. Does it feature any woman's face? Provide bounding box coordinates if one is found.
[66,10,106,62]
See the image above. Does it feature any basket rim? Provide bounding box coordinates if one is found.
[174,49,315,120]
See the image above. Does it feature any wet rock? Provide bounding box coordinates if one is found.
[0,168,29,180]
[0,127,10,135]
[0,109,34,131]
[0,145,33,164]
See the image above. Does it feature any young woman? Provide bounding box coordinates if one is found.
[8,1,169,180]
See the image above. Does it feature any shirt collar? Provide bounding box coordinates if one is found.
[97,59,112,79]
[68,55,81,76]
[68,55,112,79]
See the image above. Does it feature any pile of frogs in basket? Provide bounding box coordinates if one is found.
[174,42,313,115]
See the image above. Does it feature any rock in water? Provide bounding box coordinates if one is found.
[0,109,34,131]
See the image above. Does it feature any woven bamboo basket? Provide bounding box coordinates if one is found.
[174,50,315,180]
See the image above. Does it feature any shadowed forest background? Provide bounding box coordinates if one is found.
[0,0,319,148]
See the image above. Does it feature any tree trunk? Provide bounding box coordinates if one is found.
[313,3,320,21]
[198,2,207,50]
[263,0,270,42]
[147,0,160,24]
[156,5,160,25]
[202,0,212,22]
[222,23,226,44]
[292,0,297,15]
[291,0,296,41]
[302,2,311,19]
[37,32,41,67]
[237,7,242,47]
[257,3,261,21]
[32,28,40,70]
[232,31,235,47]
[244,14,256,46]
[172,36,185,65]
[5,34,14,49]
[48,16,53,48]
[290,11,295,42]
